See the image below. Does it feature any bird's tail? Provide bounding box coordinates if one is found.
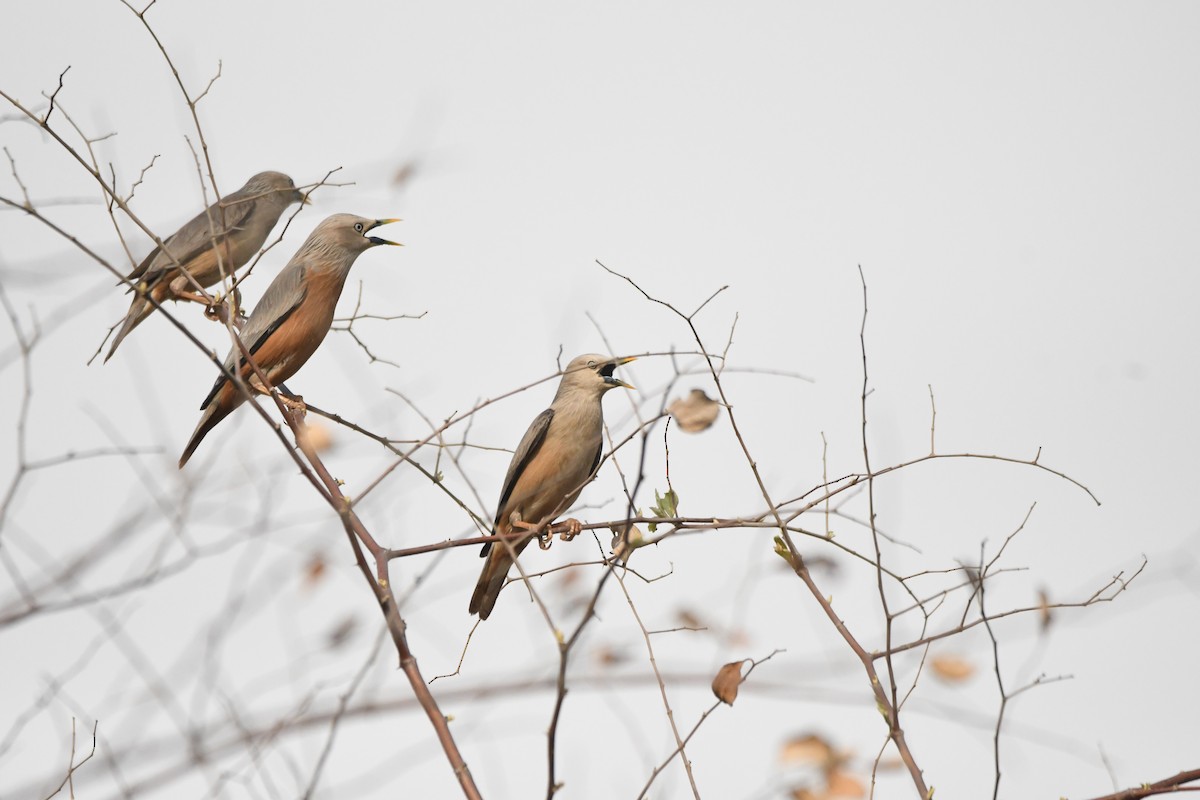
[178,391,235,468]
[469,540,516,620]
[104,293,156,363]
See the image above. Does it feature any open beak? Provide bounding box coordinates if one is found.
[602,355,637,390]
[367,218,403,247]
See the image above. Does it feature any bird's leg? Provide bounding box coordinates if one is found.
[178,289,212,305]
[253,383,306,415]
[168,274,212,306]
[277,392,306,414]
[229,286,244,324]
[199,287,246,330]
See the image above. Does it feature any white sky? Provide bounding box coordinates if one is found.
[2,2,1199,798]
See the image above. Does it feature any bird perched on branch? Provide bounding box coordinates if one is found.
[105,171,307,362]
[470,354,636,619]
[178,214,401,468]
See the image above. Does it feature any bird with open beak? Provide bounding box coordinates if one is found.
[178,214,401,467]
[106,171,308,362]
[470,353,636,619]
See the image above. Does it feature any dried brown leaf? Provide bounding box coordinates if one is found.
[668,388,721,433]
[711,660,747,705]
[1038,586,1053,631]
[726,627,751,648]
[298,421,334,453]
[594,645,628,667]
[826,770,866,798]
[931,653,975,682]
[676,608,706,629]
[608,524,645,563]
[780,733,835,766]
[302,552,327,588]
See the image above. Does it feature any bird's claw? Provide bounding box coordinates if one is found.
[560,518,582,542]
[201,289,245,326]
[279,393,306,414]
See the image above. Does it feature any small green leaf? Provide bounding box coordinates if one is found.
[648,489,679,532]
[650,488,679,518]
[773,536,799,569]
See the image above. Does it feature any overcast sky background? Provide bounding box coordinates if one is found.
[2,2,1199,798]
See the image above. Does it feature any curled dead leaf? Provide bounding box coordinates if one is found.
[668,388,721,433]
[711,659,747,705]
[931,654,975,683]
[608,524,645,563]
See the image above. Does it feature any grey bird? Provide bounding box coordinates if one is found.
[178,214,401,468]
[470,353,636,619]
[106,171,306,362]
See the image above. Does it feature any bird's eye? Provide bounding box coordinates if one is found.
[586,360,597,369]
[354,223,364,233]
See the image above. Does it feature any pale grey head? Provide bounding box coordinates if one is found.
[296,214,402,267]
[240,170,306,207]
[555,353,636,400]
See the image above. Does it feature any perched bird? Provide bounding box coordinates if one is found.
[470,354,635,619]
[106,171,306,362]
[178,214,400,468]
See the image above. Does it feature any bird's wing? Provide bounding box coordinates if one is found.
[588,440,603,478]
[240,261,309,357]
[129,194,259,283]
[198,262,308,411]
[480,408,555,556]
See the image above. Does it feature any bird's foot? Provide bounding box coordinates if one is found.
[536,518,584,549]
[512,519,554,550]
[558,518,583,542]
[169,272,214,306]
[278,393,306,414]
[200,290,245,328]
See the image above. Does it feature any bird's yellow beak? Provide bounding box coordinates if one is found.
[367,218,403,247]
[604,356,637,390]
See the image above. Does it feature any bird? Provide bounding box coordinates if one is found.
[105,171,307,362]
[177,214,401,468]
[469,353,635,619]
